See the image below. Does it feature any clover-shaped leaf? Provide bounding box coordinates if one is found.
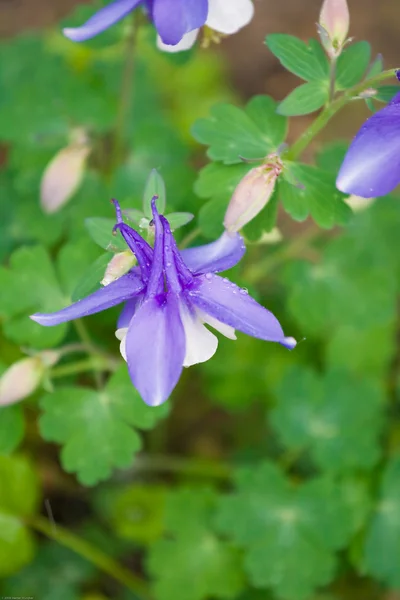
[147,488,244,600]
[39,366,169,486]
[216,463,359,600]
[271,366,384,473]
[364,457,400,587]
[192,95,287,164]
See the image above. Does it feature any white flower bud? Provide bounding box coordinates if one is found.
[0,358,44,407]
[319,0,350,58]
[224,157,283,233]
[40,129,90,214]
[101,251,137,286]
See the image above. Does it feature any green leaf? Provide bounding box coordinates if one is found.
[198,198,227,239]
[0,246,68,348]
[57,237,104,299]
[277,81,328,116]
[375,85,399,103]
[0,454,40,576]
[364,457,400,586]
[0,405,25,455]
[95,484,166,545]
[84,218,126,252]
[192,95,287,164]
[271,366,384,472]
[147,488,245,600]
[39,366,169,486]
[143,169,167,218]
[336,42,371,89]
[216,463,358,600]
[71,253,110,302]
[316,142,348,173]
[279,163,352,227]
[165,212,194,230]
[3,541,94,600]
[265,34,329,81]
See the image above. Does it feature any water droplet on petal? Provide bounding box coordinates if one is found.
[240,288,248,295]
[205,273,212,280]
[223,277,229,284]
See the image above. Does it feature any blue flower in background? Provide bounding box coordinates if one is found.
[31,199,295,406]
[63,0,254,52]
[336,91,400,198]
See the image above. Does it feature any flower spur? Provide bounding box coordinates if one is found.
[31,198,296,406]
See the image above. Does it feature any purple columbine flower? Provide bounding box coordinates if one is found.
[31,199,296,406]
[336,91,400,198]
[62,0,254,52]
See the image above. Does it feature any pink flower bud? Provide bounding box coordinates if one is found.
[101,251,137,286]
[40,129,90,214]
[319,0,350,57]
[0,358,44,407]
[224,157,283,233]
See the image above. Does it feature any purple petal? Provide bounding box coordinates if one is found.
[125,293,185,406]
[181,232,246,275]
[117,296,142,328]
[152,0,208,45]
[31,271,144,326]
[63,0,142,42]
[336,95,400,197]
[188,274,296,348]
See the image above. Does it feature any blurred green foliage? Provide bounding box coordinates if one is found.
[0,4,400,600]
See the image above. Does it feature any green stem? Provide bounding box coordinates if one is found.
[50,358,114,378]
[328,57,337,104]
[27,515,151,600]
[286,68,398,160]
[179,227,202,249]
[73,319,103,388]
[112,15,138,169]
[245,226,322,283]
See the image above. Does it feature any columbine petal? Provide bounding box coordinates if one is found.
[206,0,254,34]
[199,310,237,340]
[117,297,141,329]
[152,0,208,45]
[156,29,199,52]
[63,0,142,42]
[31,271,144,326]
[336,92,400,197]
[188,274,296,347]
[125,294,185,406]
[181,232,245,274]
[180,305,218,367]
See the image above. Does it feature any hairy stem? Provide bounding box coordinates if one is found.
[328,57,337,104]
[27,515,151,600]
[286,68,398,160]
[179,227,202,249]
[50,357,114,378]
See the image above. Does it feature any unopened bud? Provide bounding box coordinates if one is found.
[101,251,137,286]
[224,157,283,233]
[0,357,44,407]
[318,0,350,58]
[41,129,90,214]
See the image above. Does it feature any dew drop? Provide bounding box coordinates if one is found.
[223,277,229,284]
[166,262,172,268]
[240,288,248,295]
[205,273,213,280]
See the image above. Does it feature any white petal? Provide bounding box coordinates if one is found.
[206,0,254,34]
[115,328,128,361]
[156,29,199,53]
[198,310,237,340]
[180,307,218,368]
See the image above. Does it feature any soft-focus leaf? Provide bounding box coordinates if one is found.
[85,218,126,252]
[147,488,245,600]
[0,455,40,576]
[0,406,25,454]
[192,96,287,164]
[39,366,169,485]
